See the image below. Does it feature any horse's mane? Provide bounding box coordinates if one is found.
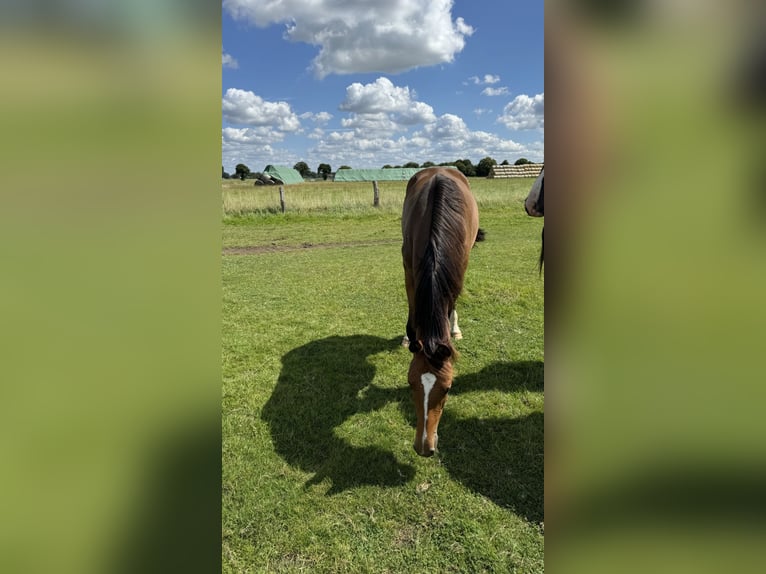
[413,173,469,367]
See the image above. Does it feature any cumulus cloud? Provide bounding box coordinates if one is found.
[481,86,509,97]
[341,113,400,137]
[498,93,545,130]
[312,110,534,167]
[222,88,301,132]
[221,91,307,170]
[339,77,436,125]
[223,128,323,173]
[312,111,333,124]
[223,0,473,77]
[340,77,413,113]
[300,111,334,124]
[222,126,286,145]
[413,113,528,159]
[307,128,327,140]
[223,144,302,174]
[468,74,500,85]
[222,129,296,173]
[222,50,238,69]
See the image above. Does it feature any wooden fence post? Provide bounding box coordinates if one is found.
[372,180,379,207]
[279,186,286,213]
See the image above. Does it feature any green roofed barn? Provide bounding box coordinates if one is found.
[263,165,305,185]
[333,167,454,182]
[331,167,460,208]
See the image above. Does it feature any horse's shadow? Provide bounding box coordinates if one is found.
[261,335,414,493]
[263,337,543,523]
[440,361,544,524]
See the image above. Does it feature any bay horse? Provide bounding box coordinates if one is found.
[401,167,483,457]
[525,166,544,270]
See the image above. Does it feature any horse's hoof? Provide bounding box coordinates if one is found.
[402,336,410,348]
[452,331,463,340]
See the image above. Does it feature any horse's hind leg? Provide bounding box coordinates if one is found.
[403,317,416,348]
[450,309,462,340]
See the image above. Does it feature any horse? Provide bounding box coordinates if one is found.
[401,167,483,457]
[525,167,544,270]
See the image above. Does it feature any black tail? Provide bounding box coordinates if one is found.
[413,175,467,367]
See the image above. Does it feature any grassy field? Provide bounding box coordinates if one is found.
[222,176,537,218]
[222,177,544,572]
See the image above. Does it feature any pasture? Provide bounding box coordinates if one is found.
[222,177,544,572]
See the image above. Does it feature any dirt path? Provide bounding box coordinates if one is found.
[223,238,400,255]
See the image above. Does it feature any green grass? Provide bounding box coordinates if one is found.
[222,178,544,573]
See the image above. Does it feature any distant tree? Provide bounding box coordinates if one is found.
[235,163,250,181]
[222,166,230,179]
[500,159,509,165]
[514,158,532,165]
[393,165,402,169]
[317,163,332,180]
[338,165,352,170]
[293,161,310,176]
[382,164,393,169]
[454,159,476,177]
[421,161,435,168]
[476,156,497,177]
[403,161,419,168]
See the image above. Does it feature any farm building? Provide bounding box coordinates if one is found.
[263,165,304,185]
[333,166,458,182]
[489,163,543,178]
[333,168,421,182]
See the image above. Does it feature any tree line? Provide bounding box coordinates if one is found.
[223,157,534,180]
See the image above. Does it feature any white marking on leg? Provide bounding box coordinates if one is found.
[450,309,462,339]
[420,372,436,452]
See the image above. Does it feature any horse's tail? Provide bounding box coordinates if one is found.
[414,174,467,367]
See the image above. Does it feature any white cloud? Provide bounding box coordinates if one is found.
[222,128,296,173]
[341,113,401,137]
[311,111,537,168]
[498,93,544,130]
[312,111,333,124]
[300,111,334,124]
[413,114,531,161]
[221,82,544,171]
[223,130,323,173]
[222,88,301,132]
[222,50,239,69]
[223,0,473,77]
[468,74,500,85]
[481,86,509,97]
[307,128,326,140]
[340,76,436,123]
[413,114,526,156]
[222,126,287,145]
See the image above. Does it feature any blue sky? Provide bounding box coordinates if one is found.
[222,0,543,173]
